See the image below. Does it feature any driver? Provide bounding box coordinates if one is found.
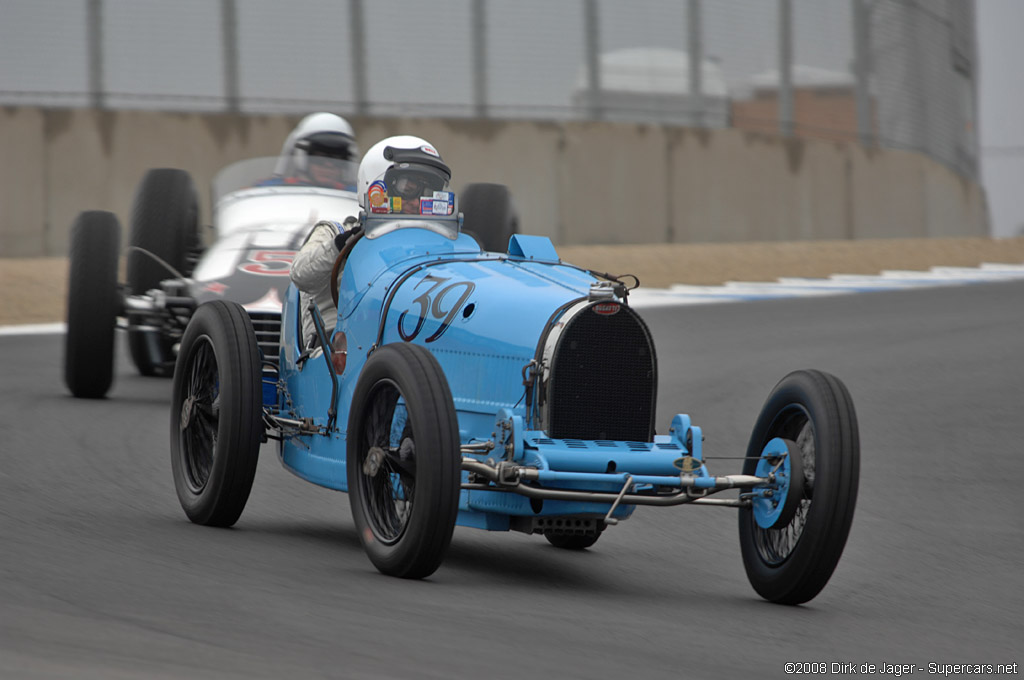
[290,134,450,351]
[357,136,453,216]
[261,112,359,190]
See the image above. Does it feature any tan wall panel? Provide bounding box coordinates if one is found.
[848,147,927,239]
[558,122,670,245]
[922,160,988,238]
[0,108,47,256]
[673,130,806,242]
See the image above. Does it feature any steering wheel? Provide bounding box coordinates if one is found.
[330,229,365,307]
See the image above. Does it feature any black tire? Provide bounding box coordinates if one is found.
[170,301,263,527]
[127,168,199,377]
[459,183,518,253]
[738,370,860,605]
[347,343,461,579]
[64,211,121,399]
[544,528,602,550]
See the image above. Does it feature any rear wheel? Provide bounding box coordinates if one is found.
[127,168,199,377]
[64,211,121,399]
[170,301,263,527]
[738,370,859,605]
[460,183,518,253]
[347,343,460,579]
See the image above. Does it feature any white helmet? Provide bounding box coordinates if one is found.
[357,135,452,214]
[273,112,358,180]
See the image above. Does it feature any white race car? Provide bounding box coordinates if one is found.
[63,156,360,398]
[63,156,517,399]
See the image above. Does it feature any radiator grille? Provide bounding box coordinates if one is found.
[546,302,656,442]
[248,311,281,364]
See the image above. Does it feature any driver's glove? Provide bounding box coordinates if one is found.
[334,224,362,251]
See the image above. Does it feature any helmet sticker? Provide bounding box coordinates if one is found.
[419,196,454,216]
[420,145,439,158]
[368,180,388,213]
[435,191,455,215]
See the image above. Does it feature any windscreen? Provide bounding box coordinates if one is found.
[212,157,358,201]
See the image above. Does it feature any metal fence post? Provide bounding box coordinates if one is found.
[853,0,873,147]
[87,0,105,110]
[911,4,931,160]
[221,0,240,113]
[472,0,488,118]
[688,0,703,127]
[583,0,602,120]
[778,0,793,138]
[349,0,368,116]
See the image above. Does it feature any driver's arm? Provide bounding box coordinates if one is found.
[290,220,349,294]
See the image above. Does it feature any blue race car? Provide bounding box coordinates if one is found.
[168,188,859,605]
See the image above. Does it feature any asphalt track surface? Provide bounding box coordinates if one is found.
[2,280,1021,679]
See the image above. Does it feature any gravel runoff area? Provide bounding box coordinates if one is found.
[3,236,1024,326]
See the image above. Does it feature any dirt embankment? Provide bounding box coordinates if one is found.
[4,237,1024,325]
[557,237,1024,288]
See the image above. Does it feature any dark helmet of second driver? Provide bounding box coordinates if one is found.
[274,112,358,189]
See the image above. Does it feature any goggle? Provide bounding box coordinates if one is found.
[309,156,341,170]
[385,165,448,200]
[393,175,428,198]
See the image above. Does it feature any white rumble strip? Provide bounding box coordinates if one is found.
[627,263,1024,308]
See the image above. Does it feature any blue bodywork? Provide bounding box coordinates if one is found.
[271,217,776,533]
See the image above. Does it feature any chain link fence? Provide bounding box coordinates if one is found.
[1,0,978,179]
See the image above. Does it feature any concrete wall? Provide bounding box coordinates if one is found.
[0,107,989,257]
[1,108,47,255]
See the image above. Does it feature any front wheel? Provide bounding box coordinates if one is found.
[170,301,263,527]
[64,211,121,399]
[738,369,859,605]
[347,343,461,579]
[127,168,199,377]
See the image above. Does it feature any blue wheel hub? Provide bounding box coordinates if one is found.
[751,437,802,529]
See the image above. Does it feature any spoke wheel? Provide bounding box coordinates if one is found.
[348,343,460,579]
[170,301,262,527]
[356,385,414,545]
[180,336,220,494]
[739,370,860,605]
